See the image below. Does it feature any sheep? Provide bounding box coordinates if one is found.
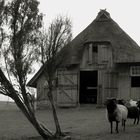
[127,106,139,124]
[136,100,140,109]
[129,99,137,107]
[117,99,140,125]
[106,98,128,133]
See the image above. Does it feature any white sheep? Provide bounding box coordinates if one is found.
[129,99,137,107]
[117,99,140,124]
[106,98,128,133]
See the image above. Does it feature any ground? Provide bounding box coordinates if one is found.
[0,102,140,140]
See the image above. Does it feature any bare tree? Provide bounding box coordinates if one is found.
[0,0,55,139]
[39,16,72,64]
[37,16,72,136]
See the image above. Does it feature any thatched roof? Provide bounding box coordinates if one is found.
[27,10,140,87]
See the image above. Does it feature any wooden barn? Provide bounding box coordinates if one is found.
[27,10,140,108]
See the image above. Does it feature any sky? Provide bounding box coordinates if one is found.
[39,0,140,45]
[1,0,140,101]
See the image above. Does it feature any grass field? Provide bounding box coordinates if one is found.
[0,102,140,140]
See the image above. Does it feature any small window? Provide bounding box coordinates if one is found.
[92,45,98,53]
[131,76,140,87]
[131,66,140,87]
[130,66,140,76]
[88,43,93,64]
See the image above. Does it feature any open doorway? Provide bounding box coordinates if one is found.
[80,71,98,104]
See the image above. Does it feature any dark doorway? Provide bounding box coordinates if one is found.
[80,71,98,104]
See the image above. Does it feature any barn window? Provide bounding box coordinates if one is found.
[130,66,140,87]
[130,66,140,76]
[87,43,98,64]
[92,45,98,53]
[88,43,93,64]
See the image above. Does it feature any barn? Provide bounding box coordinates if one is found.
[27,10,140,108]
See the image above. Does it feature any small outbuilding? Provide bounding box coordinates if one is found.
[27,10,140,108]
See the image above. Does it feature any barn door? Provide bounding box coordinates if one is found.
[104,72,118,98]
[98,44,112,65]
[80,71,98,104]
[57,69,78,107]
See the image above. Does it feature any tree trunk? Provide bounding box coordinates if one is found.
[48,89,62,136]
[14,94,54,139]
[0,69,53,139]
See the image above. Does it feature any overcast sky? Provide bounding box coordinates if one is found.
[39,0,140,45]
[1,0,140,101]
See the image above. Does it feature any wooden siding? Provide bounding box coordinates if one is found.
[37,75,47,101]
[104,72,118,99]
[131,88,140,100]
[79,43,119,104]
[36,74,57,109]
[118,71,130,100]
[117,65,140,101]
[98,44,112,66]
[57,69,78,107]
[80,43,112,69]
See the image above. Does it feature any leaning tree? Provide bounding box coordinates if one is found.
[0,0,54,139]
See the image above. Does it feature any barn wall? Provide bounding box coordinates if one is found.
[130,65,140,100]
[80,42,114,105]
[117,64,140,101]
[103,71,118,101]
[56,67,79,107]
[35,42,140,108]
[79,42,140,104]
[131,88,140,100]
[117,66,130,100]
[80,44,112,68]
[36,74,57,109]
[37,75,47,100]
[98,44,116,104]
[80,46,96,70]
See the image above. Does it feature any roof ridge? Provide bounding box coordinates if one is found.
[95,9,111,22]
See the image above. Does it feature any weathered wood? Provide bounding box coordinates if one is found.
[57,70,78,107]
